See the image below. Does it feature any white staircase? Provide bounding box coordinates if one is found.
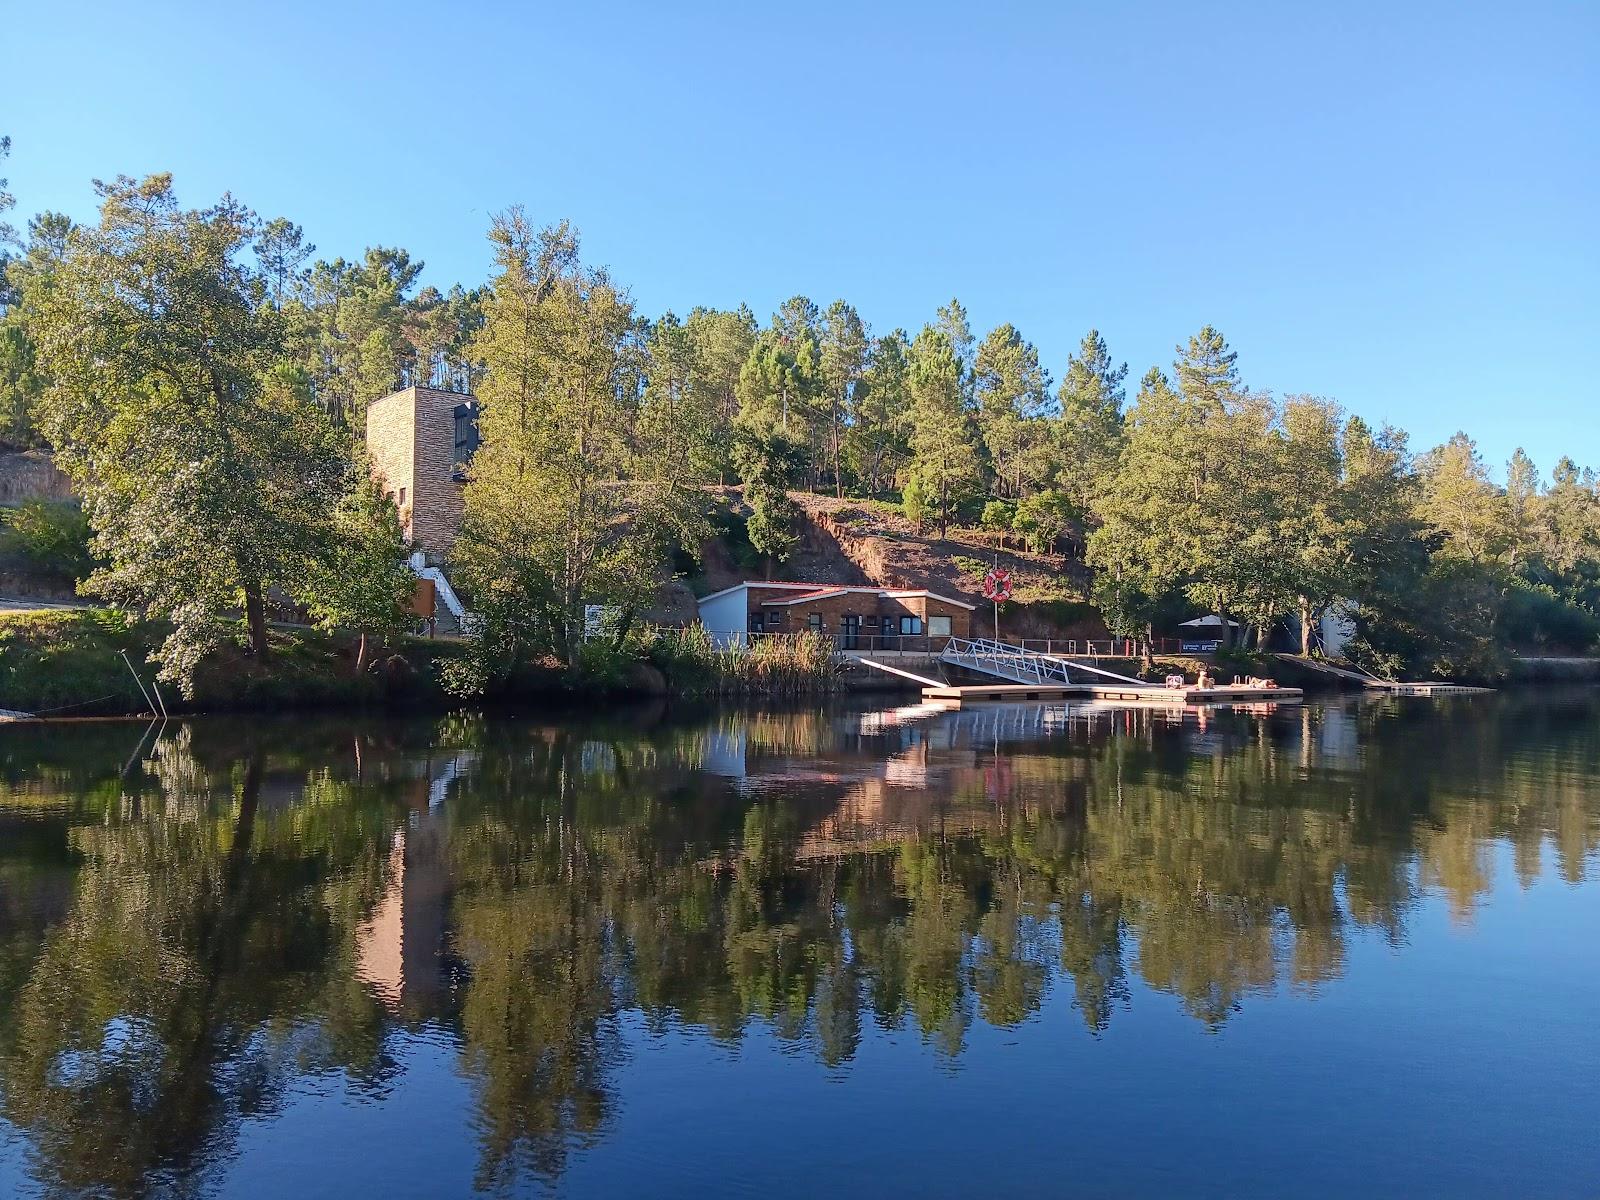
[408,552,479,636]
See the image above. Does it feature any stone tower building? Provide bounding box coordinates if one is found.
[365,385,478,561]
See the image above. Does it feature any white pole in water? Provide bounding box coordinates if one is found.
[118,650,156,717]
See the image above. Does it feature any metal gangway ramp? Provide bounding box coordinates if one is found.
[939,638,1148,687]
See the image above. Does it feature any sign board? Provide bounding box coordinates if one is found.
[1180,639,1220,653]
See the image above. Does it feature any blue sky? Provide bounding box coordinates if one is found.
[7,1,1596,477]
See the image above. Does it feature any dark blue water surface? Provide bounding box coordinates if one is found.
[0,692,1596,1198]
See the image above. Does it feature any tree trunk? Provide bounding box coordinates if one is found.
[243,579,269,661]
[1299,597,1314,656]
[355,631,368,675]
[832,408,843,500]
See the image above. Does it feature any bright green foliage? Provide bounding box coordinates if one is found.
[28,174,345,690]
[644,313,721,483]
[902,474,930,532]
[1504,447,1540,568]
[0,212,72,447]
[1056,329,1127,513]
[1416,432,1508,563]
[684,305,756,481]
[1011,489,1074,555]
[845,331,911,493]
[980,499,1015,534]
[907,328,979,538]
[934,297,975,376]
[819,300,868,497]
[0,499,92,582]
[453,210,709,681]
[302,467,414,672]
[973,323,1052,500]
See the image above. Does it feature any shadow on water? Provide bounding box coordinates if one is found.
[0,690,1597,1195]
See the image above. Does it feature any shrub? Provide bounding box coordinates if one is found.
[980,500,1015,534]
[901,476,929,531]
[952,555,990,582]
[1011,490,1076,555]
[0,501,93,582]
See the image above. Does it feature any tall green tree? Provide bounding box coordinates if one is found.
[454,210,707,677]
[0,213,72,447]
[303,466,415,673]
[0,135,15,249]
[907,327,979,538]
[845,330,912,494]
[684,304,756,482]
[643,312,721,484]
[972,323,1052,499]
[819,300,868,498]
[1089,334,1282,648]
[1056,328,1127,514]
[1504,447,1541,570]
[1417,432,1508,564]
[29,174,344,685]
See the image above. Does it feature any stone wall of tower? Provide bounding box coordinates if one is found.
[408,387,467,559]
[364,386,471,561]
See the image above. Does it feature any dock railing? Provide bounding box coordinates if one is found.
[725,631,1175,658]
[940,637,1078,686]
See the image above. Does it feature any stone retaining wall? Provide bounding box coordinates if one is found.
[0,452,73,505]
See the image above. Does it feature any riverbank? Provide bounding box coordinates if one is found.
[0,609,863,717]
[0,609,470,716]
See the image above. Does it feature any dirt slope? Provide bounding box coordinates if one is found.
[673,490,1108,641]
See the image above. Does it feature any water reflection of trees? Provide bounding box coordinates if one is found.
[0,693,1594,1194]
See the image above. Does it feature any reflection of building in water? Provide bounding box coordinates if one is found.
[356,820,451,1014]
[355,753,468,1015]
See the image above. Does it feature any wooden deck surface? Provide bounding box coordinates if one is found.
[920,682,1303,707]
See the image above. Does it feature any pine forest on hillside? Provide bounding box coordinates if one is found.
[3,147,1598,690]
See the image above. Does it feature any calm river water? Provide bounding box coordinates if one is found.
[0,692,1596,1198]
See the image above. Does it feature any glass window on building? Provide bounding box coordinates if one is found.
[808,613,824,632]
[452,402,481,479]
[928,614,952,637]
[899,615,923,635]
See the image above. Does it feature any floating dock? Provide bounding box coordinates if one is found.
[918,682,1302,708]
[1273,654,1493,695]
[854,642,1304,708]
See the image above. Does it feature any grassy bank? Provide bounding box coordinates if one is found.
[0,609,464,716]
[0,611,847,716]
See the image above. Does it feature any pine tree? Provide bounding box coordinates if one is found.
[907,328,979,538]
[972,323,1052,499]
[1057,329,1127,512]
[819,300,868,498]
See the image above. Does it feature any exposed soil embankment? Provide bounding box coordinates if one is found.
[682,489,1110,643]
